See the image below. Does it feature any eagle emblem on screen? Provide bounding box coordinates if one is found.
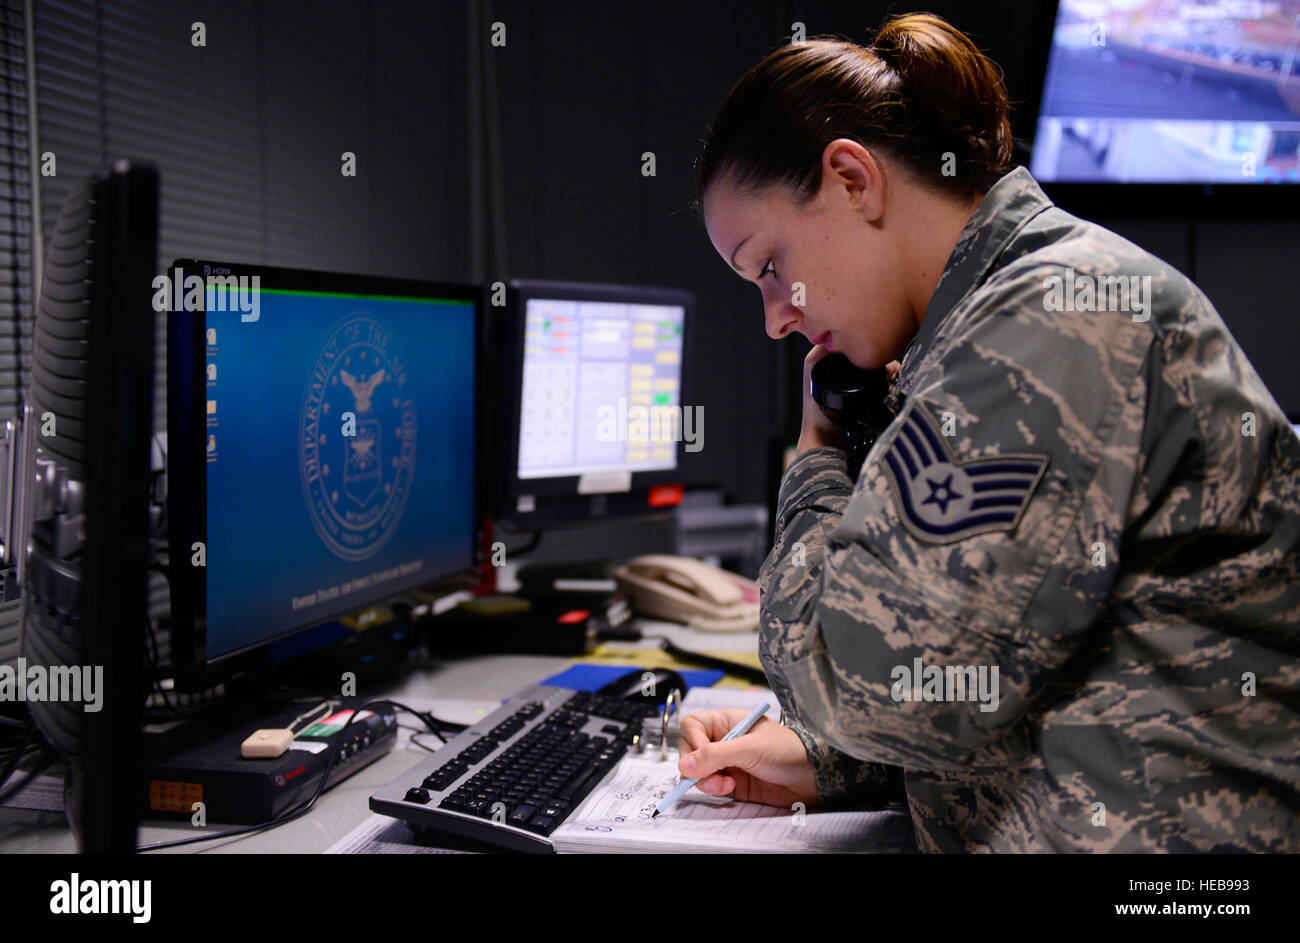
[300,314,416,561]
[341,369,385,412]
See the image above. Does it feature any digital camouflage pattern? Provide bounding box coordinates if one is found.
[758,166,1300,852]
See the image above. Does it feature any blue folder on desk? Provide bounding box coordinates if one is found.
[539,664,724,694]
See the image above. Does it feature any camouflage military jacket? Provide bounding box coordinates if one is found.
[757,166,1300,852]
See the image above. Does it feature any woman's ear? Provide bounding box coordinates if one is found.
[821,138,886,222]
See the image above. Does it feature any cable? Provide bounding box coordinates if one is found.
[0,747,55,806]
[402,727,446,754]
[136,699,448,852]
[286,700,333,735]
[645,637,771,686]
[144,616,179,718]
[505,529,542,558]
[143,562,180,719]
[0,722,35,795]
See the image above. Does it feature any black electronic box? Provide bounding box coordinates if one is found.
[144,701,397,825]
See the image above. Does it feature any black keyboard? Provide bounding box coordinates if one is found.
[370,684,661,853]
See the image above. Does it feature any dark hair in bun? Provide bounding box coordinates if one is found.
[697,12,1015,205]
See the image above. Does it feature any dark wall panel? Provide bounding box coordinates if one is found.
[1194,218,1300,415]
[27,0,1300,515]
[365,2,471,282]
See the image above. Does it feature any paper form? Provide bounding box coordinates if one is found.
[552,753,915,853]
[677,686,782,720]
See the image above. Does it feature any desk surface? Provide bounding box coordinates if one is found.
[0,621,760,853]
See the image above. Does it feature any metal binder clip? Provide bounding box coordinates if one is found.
[660,688,682,759]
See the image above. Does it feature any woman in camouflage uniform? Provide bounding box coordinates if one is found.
[682,13,1300,852]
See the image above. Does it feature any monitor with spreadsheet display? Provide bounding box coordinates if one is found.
[487,280,694,527]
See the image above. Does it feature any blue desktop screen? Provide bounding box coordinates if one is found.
[202,285,475,658]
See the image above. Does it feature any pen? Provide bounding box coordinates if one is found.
[652,701,771,818]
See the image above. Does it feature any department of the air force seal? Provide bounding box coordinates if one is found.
[882,401,1047,545]
[300,314,416,561]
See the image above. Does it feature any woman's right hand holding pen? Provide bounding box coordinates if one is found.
[676,709,819,809]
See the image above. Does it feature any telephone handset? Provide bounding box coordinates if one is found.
[612,554,760,632]
[810,353,897,478]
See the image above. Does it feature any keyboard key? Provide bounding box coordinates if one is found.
[404,787,431,804]
[557,765,603,801]
[525,813,557,835]
[507,804,536,827]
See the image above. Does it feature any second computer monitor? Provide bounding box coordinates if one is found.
[492,280,694,527]
[167,261,479,686]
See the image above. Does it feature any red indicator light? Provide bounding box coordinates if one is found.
[648,484,683,507]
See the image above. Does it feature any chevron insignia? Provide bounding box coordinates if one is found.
[882,402,1048,544]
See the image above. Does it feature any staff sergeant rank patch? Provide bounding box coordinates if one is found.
[882,401,1048,545]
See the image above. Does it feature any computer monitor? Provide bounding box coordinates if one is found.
[486,280,695,528]
[167,261,479,687]
[1031,0,1300,185]
[21,160,158,852]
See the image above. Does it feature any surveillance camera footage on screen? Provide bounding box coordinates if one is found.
[1031,0,1300,183]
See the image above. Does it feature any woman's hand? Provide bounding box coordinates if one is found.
[796,346,902,456]
[676,709,819,809]
[796,345,843,455]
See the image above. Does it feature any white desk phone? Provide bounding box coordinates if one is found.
[611,554,760,632]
